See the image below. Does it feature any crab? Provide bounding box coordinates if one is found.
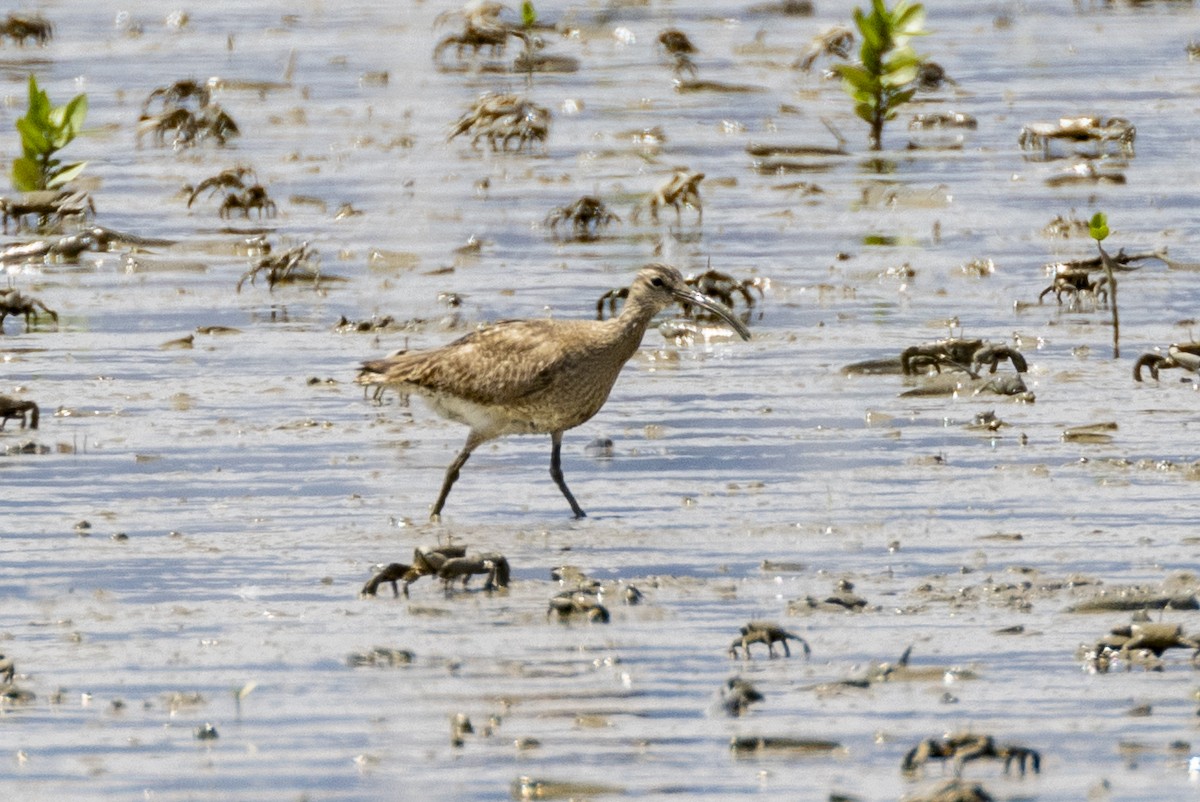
[544,196,620,241]
[0,190,95,233]
[548,590,610,623]
[1041,212,1090,239]
[186,166,257,207]
[684,270,763,319]
[334,315,395,333]
[900,338,1027,377]
[236,242,319,292]
[1018,115,1136,158]
[360,562,415,598]
[794,25,854,71]
[141,79,211,115]
[909,112,978,131]
[379,549,451,598]
[718,677,764,717]
[1088,621,1200,671]
[631,169,704,224]
[360,544,486,598]
[138,80,239,149]
[728,621,810,659]
[0,396,39,430]
[137,105,239,149]
[658,28,697,57]
[185,166,275,219]
[433,1,527,64]
[1038,266,1108,306]
[1133,342,1200,382]
[915,61,957,92]
[658,29,699,77]
[219,186,277,220]
[0,12,52,45]
[0,288,58,330]
[437,552,510,592]
[447,93,550,153]
[902,732,1041,777]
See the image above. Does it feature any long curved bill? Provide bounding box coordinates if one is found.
[671,287,752,341]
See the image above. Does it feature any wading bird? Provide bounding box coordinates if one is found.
[358,263,750,519]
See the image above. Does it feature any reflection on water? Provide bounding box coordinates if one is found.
[3,1,1200,799]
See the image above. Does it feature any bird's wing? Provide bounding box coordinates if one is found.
[360,320,585,406]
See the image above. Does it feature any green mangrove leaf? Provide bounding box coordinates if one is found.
[11,74,89,192]
[48,161,86,188]
[837,0,927,151]
[11,157,41,192]
[894,4,927,39]
[834,64,876,93]
[64,94,88,137]
[26,76,50,121]
[881,64,919,87]
[16,117,49,155]
[1089,212,1109,241]
[857,12,882,52]
[48,95,86,141]
[883,47,922,72]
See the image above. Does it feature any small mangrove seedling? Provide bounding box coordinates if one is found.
[12,74,87,192]
[1090,211,1120,358]
[832,0,927,151]
[519,0,538,79]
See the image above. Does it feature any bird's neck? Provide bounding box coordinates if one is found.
[608,295,667,357]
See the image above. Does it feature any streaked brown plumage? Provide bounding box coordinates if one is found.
[358,263,751,520]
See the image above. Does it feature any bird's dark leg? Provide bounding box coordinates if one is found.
[430,431,484,521]
[549,431,586,518]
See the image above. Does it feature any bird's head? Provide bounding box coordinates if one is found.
[629,263,752,341]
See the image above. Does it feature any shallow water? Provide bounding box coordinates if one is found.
[4,1,1200,800]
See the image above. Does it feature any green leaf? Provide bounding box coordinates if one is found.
[838,0,928,151]
[834,64,877,93]
[47,96,86,148]
[63,94,88,137]
[12,75,88,192]
[521,0,536,28]
[894,4,927,38]
[27,76,50,123]
[881,63,918,87]
[883,47,922,72]
[851,7,867,32]
[891,88,916,106]
[856,11,883,52]
[1089,212,1109,241]
[47,160,86,188]
[16,117,49,155]
[850,88,876,105]
[12,156,42,191]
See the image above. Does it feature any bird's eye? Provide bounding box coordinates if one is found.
[650,277,664,287]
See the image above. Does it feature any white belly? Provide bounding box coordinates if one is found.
[421,392,541,437]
